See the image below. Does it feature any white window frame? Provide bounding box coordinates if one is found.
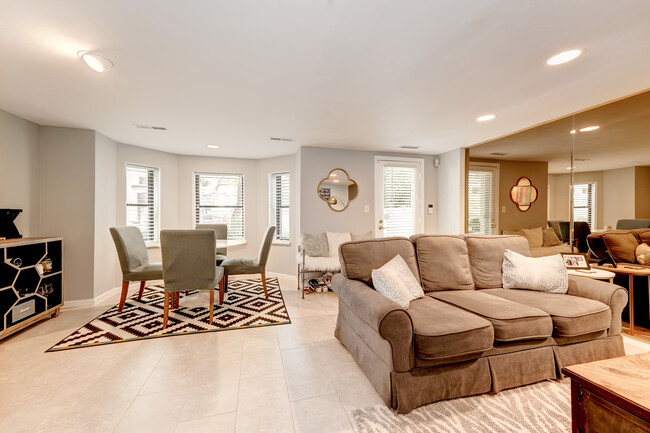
[193,172,245,239]
[573,182,596,229]
[125,163,160,243]
[269,171,290,245]
[467,162,500,235]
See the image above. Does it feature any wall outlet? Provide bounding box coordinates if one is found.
[364,205,370,213]
[502,206,506,213]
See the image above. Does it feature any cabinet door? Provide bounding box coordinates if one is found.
[582,389,650,433]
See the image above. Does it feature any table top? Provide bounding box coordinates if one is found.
[216,239,246,248]
[594,264,650,276]
[562,353,650,417]
[568,268,615,279]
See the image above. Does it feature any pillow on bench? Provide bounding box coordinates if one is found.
[302,233,328,257]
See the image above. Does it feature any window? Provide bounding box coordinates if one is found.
[573,182,595,229]
[194,172,245,238]
[467,163,499,235]
[269,172,290,242]
[126,164,160,242]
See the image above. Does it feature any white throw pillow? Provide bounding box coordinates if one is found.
[371,254,424,309]
[326,231,352,257]
[502,249,568,294]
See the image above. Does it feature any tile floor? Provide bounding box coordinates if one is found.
[1,277,649,433]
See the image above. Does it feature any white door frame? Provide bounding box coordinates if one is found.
[467,161,500,235]
[374,156,425,237]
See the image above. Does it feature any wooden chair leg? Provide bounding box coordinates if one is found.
[174,292,180,309]
[209,287,215,325]
[163,292,169,329]
[118,281,129,312]
[224,275,229,293]
[138,281,146,300]
[219,278,225,305]
[261,273,269,299]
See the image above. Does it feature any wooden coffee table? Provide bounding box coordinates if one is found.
[562,353,650,433]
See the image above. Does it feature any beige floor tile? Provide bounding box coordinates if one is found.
[282,346,336,401]
[240,345,284,378]
[277,322,314,350]
[114,390,185,433]
[174,412,236,433]
[315,339,355,366]
[291,393,355,433]
[325,361,384,412]
[236,373,295,433]
[177,378,240,421]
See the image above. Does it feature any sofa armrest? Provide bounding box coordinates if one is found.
[332,274,415,372]
[567,275,628,336]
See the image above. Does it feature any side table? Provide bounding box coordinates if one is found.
[567,268,615,284]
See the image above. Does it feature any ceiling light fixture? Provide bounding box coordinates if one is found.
[569,130,576,134]
[77,51,114,73]
[546,49,582,66]
[206,144,219,149]
[579,126,599,132]
[476,114,496,122]
[566,166,576,170]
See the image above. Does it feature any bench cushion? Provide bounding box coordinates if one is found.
[409,296,493,360]
[482,289,611,337]
[429,290,553,342]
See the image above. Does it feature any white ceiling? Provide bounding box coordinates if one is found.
[1,0,650,159]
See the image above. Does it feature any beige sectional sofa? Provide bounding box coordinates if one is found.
[332,234,627,414]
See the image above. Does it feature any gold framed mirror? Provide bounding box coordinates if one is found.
[318,168,358,212]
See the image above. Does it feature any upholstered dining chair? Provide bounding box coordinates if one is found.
[195,223,228,265]
[110,226,163,312]
[221,226,275,299]
[160,229,225,329]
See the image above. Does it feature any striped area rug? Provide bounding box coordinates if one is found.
[47,277,290,351]
[353,380,570,433]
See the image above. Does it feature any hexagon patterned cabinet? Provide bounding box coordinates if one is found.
[0,237,63,340]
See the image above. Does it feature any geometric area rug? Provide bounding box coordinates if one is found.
[353,380,570,433]
[47,277,290,352]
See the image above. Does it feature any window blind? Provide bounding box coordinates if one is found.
[194,172,245,239]
[269,172,290,241]
[467,169,495,235]
[573,182,595,229]
[382,166,417,237]
[126,164,160,242]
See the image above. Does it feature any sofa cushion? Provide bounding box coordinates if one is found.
[408,296,493,360]
[602,232,639,263]
[410,235,475,291]
[482,289,611,337]
[339,237,420,287]
[465,235,532,289]
[429,290,552,342]
[633,228,650,244]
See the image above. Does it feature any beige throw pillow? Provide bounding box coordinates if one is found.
[371,254,424,309]
[636,243,650,265]
[542,227,562,247]
[351,231,373,241]
[521,227,544,248]
[326,231,352,257]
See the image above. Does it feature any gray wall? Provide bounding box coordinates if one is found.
[436,147,465,234]
[0,110,40,236]
[300,147,438,236]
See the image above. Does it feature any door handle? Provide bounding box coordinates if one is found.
[378,225,384,230]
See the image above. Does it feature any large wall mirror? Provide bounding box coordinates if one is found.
[318,168,358,212]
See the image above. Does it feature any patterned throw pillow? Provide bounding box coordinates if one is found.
[636,243,650,265]
[351,231,374,241]
[502,249,568,293]
[542,227,562,247]
[371,254,424,309]
[301,232,329,257]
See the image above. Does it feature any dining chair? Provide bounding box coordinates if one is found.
[221,226,275,299]
[110,226,163,312]
[160,229,225,329]
[195,223,228,265]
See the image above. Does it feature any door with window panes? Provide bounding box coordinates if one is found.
[467,163,498,235]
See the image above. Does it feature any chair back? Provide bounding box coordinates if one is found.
[196,223,228,255]
[616,219,650,230]
[161,229,217,292]
[110,226,150,275]
[257,226,276,267]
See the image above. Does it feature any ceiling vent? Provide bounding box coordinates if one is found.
[574,158,589,162]
[135,124,167,131]
[489,152,509,156]
[399,145,421,150]
[270,137,294,142]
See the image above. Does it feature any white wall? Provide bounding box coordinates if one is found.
[0,110,40,236]
[300,147,438,236]
[603,167,636,228]
[436,147,465,234]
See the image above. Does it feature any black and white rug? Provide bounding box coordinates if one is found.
[48,277,290,352]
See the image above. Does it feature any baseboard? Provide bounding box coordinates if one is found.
[267,272,298,282]
[62,285,123,309]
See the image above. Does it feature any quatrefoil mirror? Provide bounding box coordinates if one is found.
[509,177,538,212]
[318,168,358,212]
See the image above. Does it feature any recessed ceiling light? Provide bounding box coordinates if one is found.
[579,126,599,132]
[566,166,576,170]
[569,130,576,134]
[206,144,219,149]
[476,114,496,122]
[77,51,114,73]
[546,49,582,66]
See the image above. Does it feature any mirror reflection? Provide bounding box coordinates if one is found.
[318,169,358,212]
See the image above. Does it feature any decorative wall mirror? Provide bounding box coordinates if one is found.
[318,168,358,212]
[509,177,538,212]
